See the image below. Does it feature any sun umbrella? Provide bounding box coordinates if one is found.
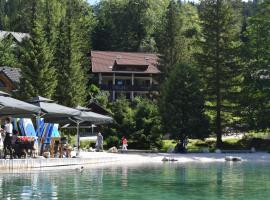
[28,96,81,119]
[58,106,113,155]
[73,106,113,154]
[28,96,81,155]
[0,91,41,117]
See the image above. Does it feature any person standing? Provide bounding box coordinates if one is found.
[96,132,103,152]
[122,136,128,150]
[4,117,13,135]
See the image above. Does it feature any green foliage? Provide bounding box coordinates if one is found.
[156,1,201,79]
[106,97,162,149]
[160,63,210,140]
[240,0,270,130]
[132,97,163,149]
[105,135,120,148]
[0,38,18,67]
[92,0,168,51]
[109,97,136,137]
[197,0,242,147]
[18,0,57,100]
[54,0,89,107]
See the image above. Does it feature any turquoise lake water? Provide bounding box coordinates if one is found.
[0,162,270,200]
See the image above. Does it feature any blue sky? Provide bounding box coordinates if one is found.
[87,0,100,5]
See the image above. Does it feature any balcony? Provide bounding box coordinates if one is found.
[99,84,159,91]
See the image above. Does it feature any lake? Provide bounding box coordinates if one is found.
[0,162,269,200]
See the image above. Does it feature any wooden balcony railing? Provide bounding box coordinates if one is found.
[99,84,159,91]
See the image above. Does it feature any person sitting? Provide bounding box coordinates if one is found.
[11,130,19,146]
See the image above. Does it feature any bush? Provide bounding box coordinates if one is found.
[105,136,120,148]
[80,140,91,149]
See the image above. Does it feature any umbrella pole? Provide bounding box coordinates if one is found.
[76,122,80,157]
[36,115,41,156]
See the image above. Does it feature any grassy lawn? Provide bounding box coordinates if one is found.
[68,132,270,152]
[162,134,270,153]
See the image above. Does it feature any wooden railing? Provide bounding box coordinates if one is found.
[99,84,159,91]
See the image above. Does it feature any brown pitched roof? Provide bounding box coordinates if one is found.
[91,51,160,74]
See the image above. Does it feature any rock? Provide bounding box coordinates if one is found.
[162,157,169,161]
[225,156,242,161]
[43,152,50,158]
[75,166,84,172]
[88,147,95,152]
[151,148,159,153]
[162,157,178,162]
[108,146,118,153]
[251,147,256,153]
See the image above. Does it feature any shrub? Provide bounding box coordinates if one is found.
[105,136,120,148]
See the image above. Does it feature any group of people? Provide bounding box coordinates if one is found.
[95,131,128,151]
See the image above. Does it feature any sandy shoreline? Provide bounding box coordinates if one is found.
[79,151,270,163]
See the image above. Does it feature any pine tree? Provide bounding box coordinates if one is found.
[156,0,183,79]
[197,0,242,147]
[160,63,210,140]
[0,38,17,67]
[18,0,57,100]
[156,1,200,80]
[0,0,8,30]
[54,0,87,107]
[92,0,167,52]
[43,0,66,47]
[241,0,270,130]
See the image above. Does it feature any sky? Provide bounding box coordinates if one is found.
[87,0,99,5]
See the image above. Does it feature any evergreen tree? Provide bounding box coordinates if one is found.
[92,0,167,51]
[54,0,87,107]
[43,0,66,47]
[156,0,183,79]
[156,1,200,80]
[0,0,8,30]
[0,38,17,67]
[18,0,57,100]
[197,0,242,147]
[160,63,210,140]
[241,0,270,130]
[4,0,34,32]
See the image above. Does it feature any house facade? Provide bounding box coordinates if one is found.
[91,51,160,101]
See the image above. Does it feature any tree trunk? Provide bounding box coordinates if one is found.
[215,1,222,148]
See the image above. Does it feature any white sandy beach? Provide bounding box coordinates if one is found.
[79,151,270,164]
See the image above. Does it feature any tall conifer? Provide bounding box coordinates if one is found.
[54,0,87,107]
[18,0,57,99]
[197,0,242,147]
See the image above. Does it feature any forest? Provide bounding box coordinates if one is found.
[0,0,270,149]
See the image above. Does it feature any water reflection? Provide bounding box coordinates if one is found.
[0,162,269,200]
